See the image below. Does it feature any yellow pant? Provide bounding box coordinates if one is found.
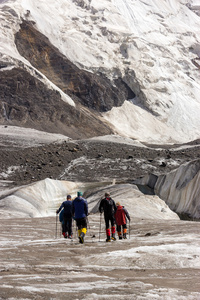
[78,227,87,236]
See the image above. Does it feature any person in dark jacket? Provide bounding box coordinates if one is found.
[99,192,117,242]
[115,202,130,239]
[56,195,73,239]
[72,191,88,244]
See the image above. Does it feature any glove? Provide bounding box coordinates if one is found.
[56,210,59,214]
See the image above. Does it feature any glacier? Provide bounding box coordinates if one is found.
[0,2,200,297]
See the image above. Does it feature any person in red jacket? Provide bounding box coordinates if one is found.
[115,202,130,239]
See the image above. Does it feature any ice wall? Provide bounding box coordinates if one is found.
[0,178,179,220]
[88,183,179,221]
[155,159,200,219]
[0,178,81,218]
[134,159,200,219]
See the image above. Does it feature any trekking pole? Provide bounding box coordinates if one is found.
[76,222,78,239]
[129,220,131,239]
[99,213,102,242]
[55,213,58,239]
[87,217,90,230]
[73,219,75,236]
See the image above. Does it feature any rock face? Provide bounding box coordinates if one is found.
[134,159,200,219]
[15,21,135,112]
[0,19,135,139]
[0,67,113,138]
[1,1,200,143]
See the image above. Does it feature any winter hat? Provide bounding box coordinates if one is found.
[67,195,71,199]
[105,192,110,197]
[116,202,121,206]
[77,191,83,197]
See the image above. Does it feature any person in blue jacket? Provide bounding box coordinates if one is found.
[72,191,88,244]
[56,195,73,239]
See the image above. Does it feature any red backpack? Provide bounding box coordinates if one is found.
[115,205,126,225]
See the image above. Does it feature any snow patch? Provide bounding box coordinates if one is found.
[0,125,71,148]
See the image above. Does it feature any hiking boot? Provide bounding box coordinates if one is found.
[111,232,116,241]
[68,235,72,239]
[123,234,127,239]
[64,233,68,238]
[119,235,122,240]
[106,235,111,242]
[79,232,85,244]
[79,237,83,243]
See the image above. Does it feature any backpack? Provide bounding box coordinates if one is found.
[59,209,64,223]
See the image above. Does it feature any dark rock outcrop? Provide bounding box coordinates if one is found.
[0,20,137,139]
[0,67,113,138]
[15,20,135,112]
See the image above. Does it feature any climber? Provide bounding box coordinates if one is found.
[56,195,73,239]
[72,191,88,244]
[99,192,117,242]
[115,202,130,239]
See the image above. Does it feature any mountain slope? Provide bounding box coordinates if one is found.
[0,0,200,143]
